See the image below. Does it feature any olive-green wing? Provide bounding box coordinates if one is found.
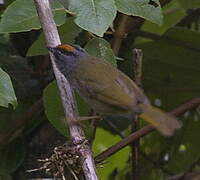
[73,58,143,111]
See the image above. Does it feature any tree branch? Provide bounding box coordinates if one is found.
[110,0,173,56]
[111,14,130,55]
[33,0,98,179]
[0,0,4,5]
[135,30,200,52]
[166,170,200,180]
[95,97,200,163]
[176,8,200,27]
[131,49,143,180]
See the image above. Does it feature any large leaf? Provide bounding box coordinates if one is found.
[177,0,200,9]
[140,0,186,37]
[27,17,82,56]
[0,0,66,33]
[43,81,91,137]
[136,27,200,109]
[84,37,116,66]
[93,128,130,179]
[0,68,17,109]
[43,81,68,136]
[115,0,163,25]
[68,0,117,37]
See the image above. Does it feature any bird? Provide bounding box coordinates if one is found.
[48,44,181,136]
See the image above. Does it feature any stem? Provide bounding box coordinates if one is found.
[131,49,143,180]
[166,171,200,180]
[33,1,98,179]
[176,8,200,27]
[111,14,129,55]
[110,0,173,56]
[135,30,200,52]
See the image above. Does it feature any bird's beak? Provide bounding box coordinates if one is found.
[47,47,56,53]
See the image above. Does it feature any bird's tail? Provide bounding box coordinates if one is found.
[139,104,182,136]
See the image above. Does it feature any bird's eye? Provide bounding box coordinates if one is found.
[73,45,84,52]
[58,48,74,56]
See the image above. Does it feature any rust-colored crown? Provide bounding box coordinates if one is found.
[57,44,75,52]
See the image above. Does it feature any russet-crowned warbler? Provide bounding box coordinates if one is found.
[48,44,181,136]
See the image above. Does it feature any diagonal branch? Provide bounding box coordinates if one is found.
[95,97,200,163]
[176,8,200,27]
[135,30,200,52]
[110,0,173,56]
[33,0,98,179]
[167,170,200,180]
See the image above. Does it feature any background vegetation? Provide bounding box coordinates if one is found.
[0,0,200,179]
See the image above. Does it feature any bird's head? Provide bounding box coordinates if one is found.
[48,44,89,75]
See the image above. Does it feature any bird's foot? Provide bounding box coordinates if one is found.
[77,115,102,121]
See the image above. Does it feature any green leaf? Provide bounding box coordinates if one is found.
[136,27,200,109]
[43,81,91,137]
[115,0,163,25]
[43,81,68,136]
[93,128,130,179]
[140,0,186,37]
[0,68,17,109]
[177,0,200,9]
[0,0,66,33]
[84,37,117,66]
[164,27,200,48]
[58,0,70,9]
[27,17,82,56]
[68,0,117,37]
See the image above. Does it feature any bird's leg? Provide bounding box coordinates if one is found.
[63,115,102,127]
[71,115,102,129]
[77,115,102,121]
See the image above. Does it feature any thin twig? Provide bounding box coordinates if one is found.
[131,49,143,180]
[104,119,125,138]
[132,49,142,87]
[110,0,173,56]
[140,151,173,176]
[168,145,200,180]
[135,30,200,52]
[176,8,200,27]
[166,170,200,180]
[160,0,172,6]
[111,14,129,55]
[95,97,200,163]
[33,0,98,179]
